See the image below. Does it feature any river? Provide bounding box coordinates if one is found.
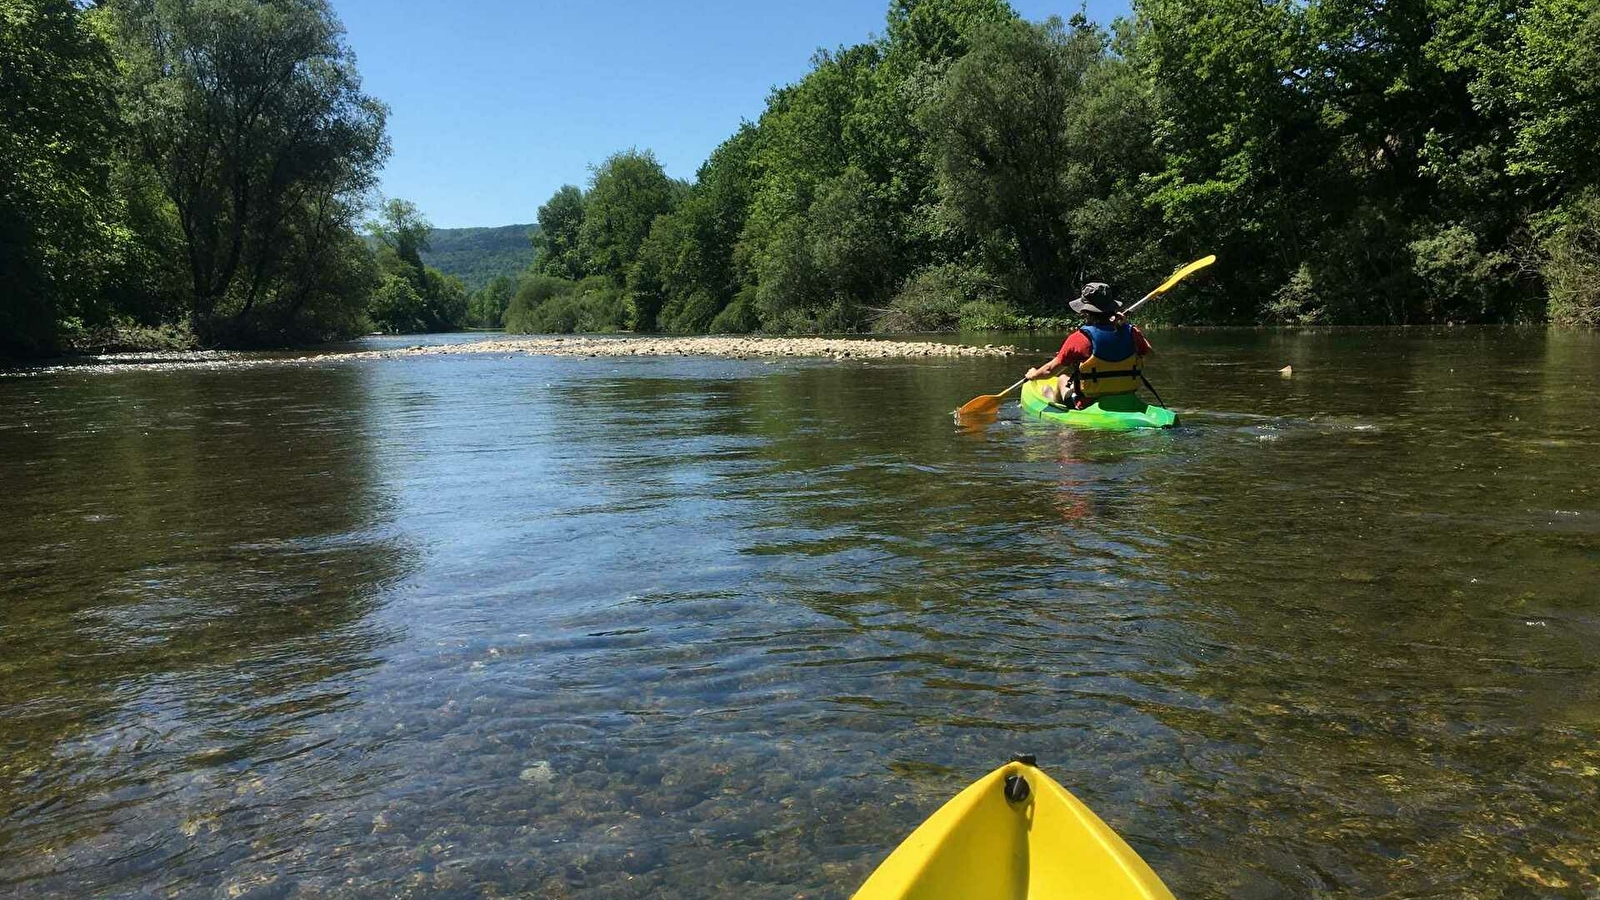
[3,328,1597,898]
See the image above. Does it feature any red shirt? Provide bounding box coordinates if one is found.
[1052,325,1152,368]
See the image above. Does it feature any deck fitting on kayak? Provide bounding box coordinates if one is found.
[1003,773,1031,803]
[1010,753,1037,766]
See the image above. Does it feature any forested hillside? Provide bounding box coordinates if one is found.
[418,225,539,292]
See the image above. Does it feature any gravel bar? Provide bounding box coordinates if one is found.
[356,335,1016,360]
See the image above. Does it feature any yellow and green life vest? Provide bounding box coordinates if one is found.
[1072,324,1145,399]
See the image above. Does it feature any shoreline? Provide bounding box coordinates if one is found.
[344,335,1016,360]
[7,335,1015,375]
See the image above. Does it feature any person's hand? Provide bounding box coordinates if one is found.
[1025,367,1040,380]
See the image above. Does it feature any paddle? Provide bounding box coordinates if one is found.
[955,378,1026,417]
[954,255,1216,417]
[1116,254,1217,320]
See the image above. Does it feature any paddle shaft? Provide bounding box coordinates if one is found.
[1118,289,1161,319]
[1118,254,1216,320]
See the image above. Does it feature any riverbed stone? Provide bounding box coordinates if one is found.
[520,760,555,786]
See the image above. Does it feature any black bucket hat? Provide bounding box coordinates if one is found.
[1069,282,1119,315]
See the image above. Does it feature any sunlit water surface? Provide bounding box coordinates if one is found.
[3,329,1598,899]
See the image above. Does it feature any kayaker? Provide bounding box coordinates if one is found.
[1023,283,1152,409]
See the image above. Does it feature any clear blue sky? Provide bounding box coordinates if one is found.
[335,1,1131,228]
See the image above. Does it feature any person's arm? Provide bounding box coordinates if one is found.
[1025,356,1062,380]
[1027,332,1088,379]
[1131,325,1153,357]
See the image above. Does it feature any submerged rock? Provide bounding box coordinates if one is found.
[520,760,556,786]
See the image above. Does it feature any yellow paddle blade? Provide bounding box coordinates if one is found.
[955,378,1026,418]
[1151,254,1216,296]
[955,393,1006,417]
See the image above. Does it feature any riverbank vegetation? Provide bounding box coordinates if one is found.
[500,0,1600,334]
[0,0,474,360]
[1,0,396,358]
[6,0,1598,359]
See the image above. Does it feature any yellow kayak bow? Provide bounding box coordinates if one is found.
[853,757,1177,900]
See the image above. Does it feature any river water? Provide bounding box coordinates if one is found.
[3,329,1597,899]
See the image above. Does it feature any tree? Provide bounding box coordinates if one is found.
[467,273,516,328]
[0,0,128,356]
[368,198,432,275]
[626,125,758,332]
[368,273,426,334]
[1499,0,1600,201]
[578,149,683,285]
[531,185,587,279]
[109,0,388,343]
[365,198,467,333]
[925,16,1123,306]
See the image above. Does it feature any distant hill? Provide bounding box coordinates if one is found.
[417,224,539,291]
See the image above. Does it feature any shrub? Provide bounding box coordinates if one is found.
[503,275,577,333]
[1408,225,1516,322]
[708,288,759,334]
[1265,264,1326,324]
[875,264,996,332]
[504,276,625,333]
[1542,191,1600,326]
[952,300,1071,331]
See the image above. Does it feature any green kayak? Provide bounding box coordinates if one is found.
[1019,380,1178,430]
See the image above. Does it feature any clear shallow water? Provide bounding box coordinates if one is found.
[2,328,1598,899]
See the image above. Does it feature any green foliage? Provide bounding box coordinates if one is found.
[948,299,1071,331]
[366,198,467,333]
[1541,191,1600,326]
[1132,0,1585,324]
[9,0,1600,355]
[467,274,516,328]
[503,275,624,334]
[1408,225,1520,323]
[876,263,998,331]
[0,0,128,357]
[368,274,427,334]
[627,126,758,333]
[369,199,432,271]
[1265,265,1325,325]
[58,316,198,354]
[107,0,389,345]
[579,150,684,285]
[503,274,574,332]
[531,186,587,279]
[708,287,760,334]
[1499,0,1600,199]
[927,15,1081,301]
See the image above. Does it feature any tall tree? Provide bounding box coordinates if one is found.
[368,198,432,276]
[531,185,587,279]
[626,125,758,332]
[578,149,683,285]
[925,16,1119,305]
[109,0,388,342]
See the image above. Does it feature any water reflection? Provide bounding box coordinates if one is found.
[0,366,410,896]
[1,330,1597,899]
